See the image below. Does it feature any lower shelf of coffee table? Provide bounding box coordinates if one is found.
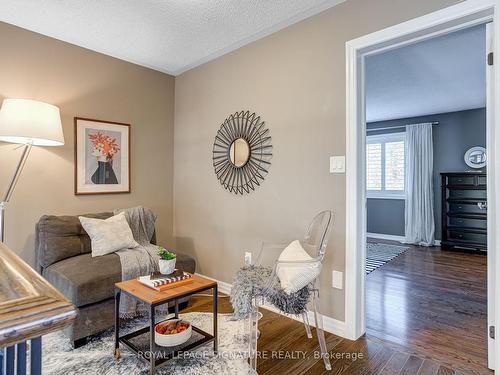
[119,325,215,367]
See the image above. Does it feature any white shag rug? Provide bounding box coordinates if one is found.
[42,312,250,374]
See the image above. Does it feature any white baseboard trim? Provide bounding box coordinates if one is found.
[367,233,442,247]
[260,302,347,338]
[367,232,405,242]
[195,273,347,339]
[195,273,232,295]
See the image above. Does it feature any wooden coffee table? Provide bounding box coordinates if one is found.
[114,274,218,374]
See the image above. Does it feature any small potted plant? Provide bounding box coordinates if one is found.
[157,247,176,275]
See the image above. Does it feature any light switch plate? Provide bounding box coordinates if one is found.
[330,156,345,173]
[332,270,343,289]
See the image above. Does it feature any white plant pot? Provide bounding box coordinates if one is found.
[159,258,176,275]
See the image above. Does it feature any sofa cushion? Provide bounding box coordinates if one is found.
[175,252,196,274]
[36,212,113,270]
[35,212,158,272]
[43,252,121,307]
[42,250,196,307]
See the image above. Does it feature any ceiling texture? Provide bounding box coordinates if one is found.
[0,0,344,76]
[366,24,486,123]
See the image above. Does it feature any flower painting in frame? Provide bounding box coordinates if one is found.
[74,118,130,195]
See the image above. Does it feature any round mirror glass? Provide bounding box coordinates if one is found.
[464,146,486,168]
[229,138,250,167]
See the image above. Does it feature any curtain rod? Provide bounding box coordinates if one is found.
[366,121,438,132]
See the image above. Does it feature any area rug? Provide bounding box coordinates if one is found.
[42,312,250,375]
[366,243,409,275]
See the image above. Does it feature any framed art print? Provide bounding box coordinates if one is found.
[74,117,130,195]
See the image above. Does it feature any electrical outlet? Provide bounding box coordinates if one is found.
[332,270,343,289]
[244,252,252,265]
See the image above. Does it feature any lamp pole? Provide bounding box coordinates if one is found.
[0,141,33,242]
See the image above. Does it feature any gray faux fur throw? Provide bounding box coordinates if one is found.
[230,265,311,320]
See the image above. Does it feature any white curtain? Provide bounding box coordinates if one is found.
[405,123,435,246]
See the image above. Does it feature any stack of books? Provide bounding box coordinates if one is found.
[138,270,193,291]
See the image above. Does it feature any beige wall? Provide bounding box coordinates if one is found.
[0,22,175,265]
[174,0,458,320]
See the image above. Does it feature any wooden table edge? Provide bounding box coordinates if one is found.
[114,273,218,305]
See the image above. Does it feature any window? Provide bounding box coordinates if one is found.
[366,132,405,199]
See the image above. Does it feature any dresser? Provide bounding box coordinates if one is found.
[441,172,487,252]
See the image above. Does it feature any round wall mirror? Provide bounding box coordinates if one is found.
[212,111,272,195]
[229,138,250,167]
[464,146,486,169]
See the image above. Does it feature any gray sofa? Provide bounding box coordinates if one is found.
[35,212,196,348]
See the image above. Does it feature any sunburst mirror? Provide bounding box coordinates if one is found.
[212,111,272,195]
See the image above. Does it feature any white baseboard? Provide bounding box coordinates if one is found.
[367,232,405,242]
[195,273,347,339]
[367,233,442,246]
[260,302,347,338]
[195,273,232,295]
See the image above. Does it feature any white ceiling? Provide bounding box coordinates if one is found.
[366,24,486,123]
[0,0,344,76]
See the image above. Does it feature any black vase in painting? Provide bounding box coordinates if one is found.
[91,161,118,184]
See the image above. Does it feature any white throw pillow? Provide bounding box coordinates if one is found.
[79,212,139,257]
[276,240,321,294]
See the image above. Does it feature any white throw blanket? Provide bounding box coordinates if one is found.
[114,206,160,317]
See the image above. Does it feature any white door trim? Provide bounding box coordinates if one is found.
[485,20,496,369]
[345,0,499,369]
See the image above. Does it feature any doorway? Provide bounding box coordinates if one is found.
[344,0,499,371]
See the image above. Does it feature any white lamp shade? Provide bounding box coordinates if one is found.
[0,99,64,146]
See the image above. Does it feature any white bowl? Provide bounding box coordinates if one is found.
[154,319,192,347]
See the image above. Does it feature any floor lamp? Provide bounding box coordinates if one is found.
[0,99,65,242]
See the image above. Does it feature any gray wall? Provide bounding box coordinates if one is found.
[367,199,406,236]
[366,108,486,240]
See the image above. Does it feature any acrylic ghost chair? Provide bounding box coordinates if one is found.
[247,210,334,372]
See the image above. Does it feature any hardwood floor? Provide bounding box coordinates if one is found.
[185,278,489,374]
[366,239,489,374]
